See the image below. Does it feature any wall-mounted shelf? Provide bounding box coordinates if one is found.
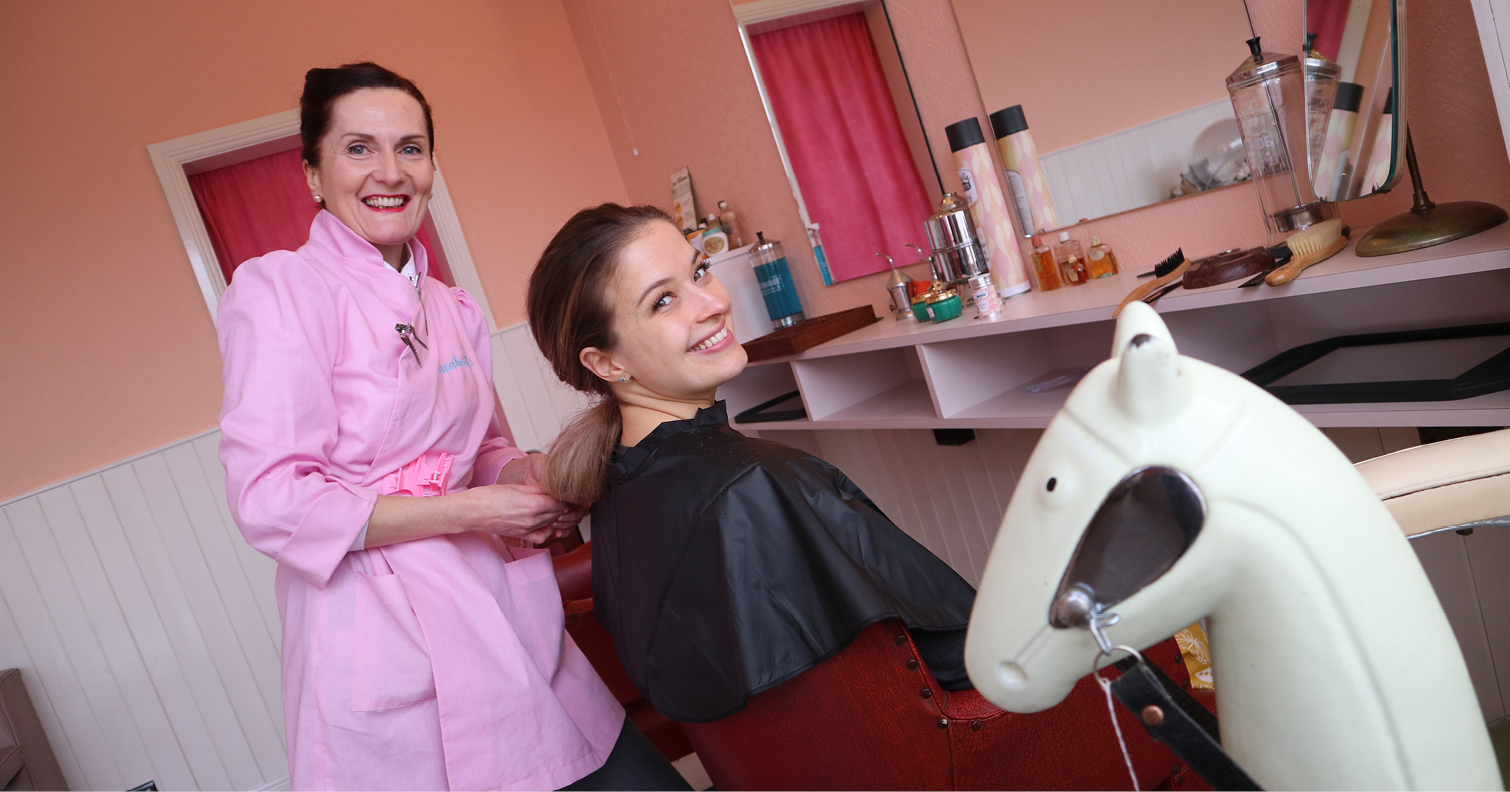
[720,218,1510,430]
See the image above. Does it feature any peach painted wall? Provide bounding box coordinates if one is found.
[950,0,1254,153]
[565,0,1510,326]
[0,0,627,502]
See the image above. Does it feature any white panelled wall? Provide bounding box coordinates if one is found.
[1040,99,1236,225]
[0,433,286,792]
[2,321,1507,791]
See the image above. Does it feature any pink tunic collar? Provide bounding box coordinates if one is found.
[305,209,430,284]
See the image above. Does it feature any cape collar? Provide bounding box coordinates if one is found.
[305,209,429,281]
[610,400,729,481]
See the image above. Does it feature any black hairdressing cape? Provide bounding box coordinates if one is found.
[590,401,976,723]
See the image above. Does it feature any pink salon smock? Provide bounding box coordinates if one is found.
[216,211,622,791]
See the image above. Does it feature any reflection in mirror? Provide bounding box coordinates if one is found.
[951,0,1252,229]
[736,0,943,283]
[1306,0,1401,201]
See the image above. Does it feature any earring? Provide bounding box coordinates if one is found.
[618,375,631,384]
[313,195,322,203]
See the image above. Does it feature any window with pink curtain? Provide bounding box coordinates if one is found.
[750,13,933,283]
[187,147,446,285]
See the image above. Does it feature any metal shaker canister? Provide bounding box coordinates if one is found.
[924,193,990,285]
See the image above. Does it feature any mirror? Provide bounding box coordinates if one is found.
[1305,0,1404,201]
[736,0,945,284]
[949,0,1406,230]
[949,0,1254,229]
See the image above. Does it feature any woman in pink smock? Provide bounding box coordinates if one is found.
[216,63,688,791]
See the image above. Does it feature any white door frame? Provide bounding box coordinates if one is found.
[147,108,497,331]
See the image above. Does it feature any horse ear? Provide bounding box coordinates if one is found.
[1113,302,1188,422]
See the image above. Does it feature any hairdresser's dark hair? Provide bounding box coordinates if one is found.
[527,203,677,504]
[300,62,434,167]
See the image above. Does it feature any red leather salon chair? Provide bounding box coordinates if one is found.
[552,543,694,763]
[552,541,1204,790]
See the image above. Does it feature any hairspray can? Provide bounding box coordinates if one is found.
[1362,87,1394,193]
[945,117,1030,299]
[1313,82,1361,200]
[989,105,1060,237]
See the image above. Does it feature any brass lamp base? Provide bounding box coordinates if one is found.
[1356,200,1509,257]
[1356,129,1510,257]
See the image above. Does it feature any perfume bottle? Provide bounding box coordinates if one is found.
[1029,235,1062,291]
[718,200,745,248]
[1055,232,1088,286]
[1087,236,1119,279]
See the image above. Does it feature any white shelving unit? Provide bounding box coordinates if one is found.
[720,220,1510,430]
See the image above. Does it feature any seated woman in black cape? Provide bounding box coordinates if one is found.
[527,204,975,724]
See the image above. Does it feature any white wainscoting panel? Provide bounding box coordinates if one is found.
[491,323,591,454]
[0,432,287,792]
[1041,99,1235,225]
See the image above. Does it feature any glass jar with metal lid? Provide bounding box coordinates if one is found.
[1226,37,1335,242]
[749,233,805,329]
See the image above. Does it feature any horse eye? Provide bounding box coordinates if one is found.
[1048,466,1205,628]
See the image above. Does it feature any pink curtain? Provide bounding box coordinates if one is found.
[188,147,445,285]
[750,14,932,283]
[1308,0,1351,62]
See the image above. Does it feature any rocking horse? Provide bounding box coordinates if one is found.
[964,302,1502,790]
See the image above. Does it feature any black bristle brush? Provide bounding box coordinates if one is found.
[1115,249,1186,316]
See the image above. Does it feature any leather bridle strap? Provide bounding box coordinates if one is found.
[1109,655,1263,791]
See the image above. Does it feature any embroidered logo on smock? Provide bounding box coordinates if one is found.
[439,354,474,374]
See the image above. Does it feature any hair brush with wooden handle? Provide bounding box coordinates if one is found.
[1265,220,1348,286]
[1114,249,1186,316]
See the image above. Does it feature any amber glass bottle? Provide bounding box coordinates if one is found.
[1029,235,1062,291]
[1088,235,1119,279]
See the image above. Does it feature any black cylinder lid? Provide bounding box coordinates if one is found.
[989,105,1028,139]
[945,117,986,152]
[1334,82,1363,113]
[1382,86,1394,114]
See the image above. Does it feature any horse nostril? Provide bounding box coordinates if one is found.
[1130,333,1154,348]
[997,661,1027,688]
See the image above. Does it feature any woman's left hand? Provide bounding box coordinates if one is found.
[500,454,588,540]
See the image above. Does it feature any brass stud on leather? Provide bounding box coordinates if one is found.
[971,720,982,731]
[1141,705,1165,726]
[894,634,907,645]
[906,659,919,670]
[920,688,933,699]
[937,718,949,729]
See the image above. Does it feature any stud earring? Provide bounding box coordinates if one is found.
[313,195,322,203]
[618,375,631,384]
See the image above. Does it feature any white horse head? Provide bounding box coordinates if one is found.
[965,302,1500,790]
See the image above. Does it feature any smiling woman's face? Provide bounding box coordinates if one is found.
[594,220,748,400]
[304,87,433,265]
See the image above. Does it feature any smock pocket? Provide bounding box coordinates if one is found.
[352,572,437,711]
[502,550,567,679]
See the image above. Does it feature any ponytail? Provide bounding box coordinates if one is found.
[545,398,623,505]
[527,203,675,504]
